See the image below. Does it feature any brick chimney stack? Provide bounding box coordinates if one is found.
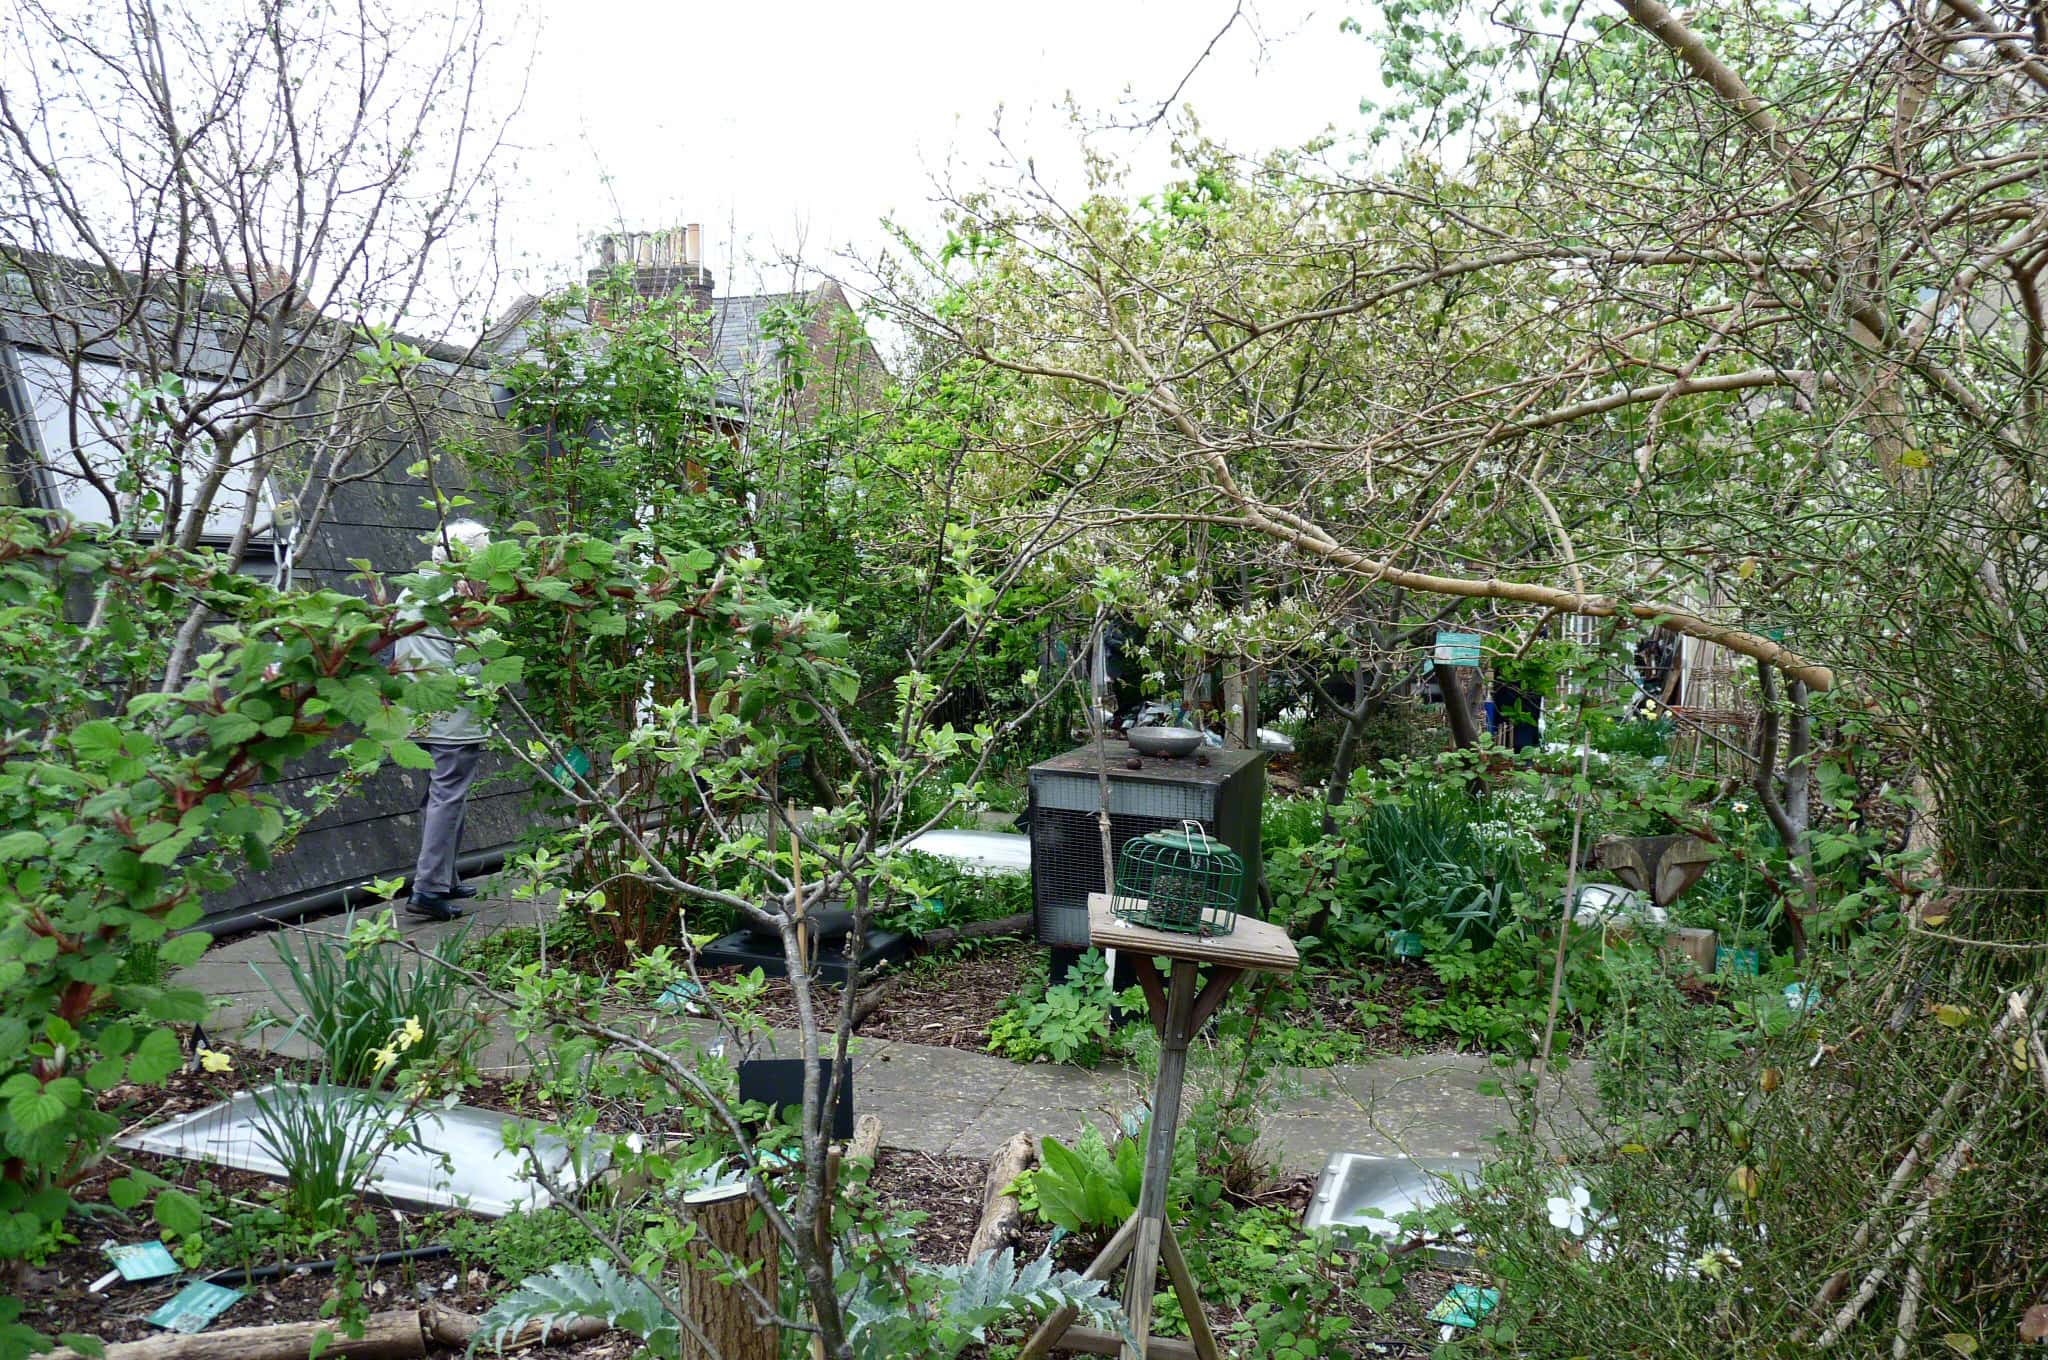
[590,225,715,315]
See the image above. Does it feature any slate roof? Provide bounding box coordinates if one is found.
[707,291,811,407]
[480,288,823,412]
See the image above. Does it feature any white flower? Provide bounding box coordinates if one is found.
[1692,1247,1742,1280]
[1546,1185,1591,1236]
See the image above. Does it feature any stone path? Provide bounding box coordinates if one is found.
[177,894,1595,1175]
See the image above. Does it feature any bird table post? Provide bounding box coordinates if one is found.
[1018,893,1299,1360]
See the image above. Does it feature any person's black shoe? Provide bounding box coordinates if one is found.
[407,896,463,923]
[444,883,478,900]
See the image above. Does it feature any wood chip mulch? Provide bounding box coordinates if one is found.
[708,938,1038,1050]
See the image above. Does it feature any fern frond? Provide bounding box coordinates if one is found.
[474,1258,679,1357]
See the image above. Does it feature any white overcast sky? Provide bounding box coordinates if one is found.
[494,1,1386,312]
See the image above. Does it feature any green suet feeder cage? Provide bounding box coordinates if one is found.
[1114,821,1244,936]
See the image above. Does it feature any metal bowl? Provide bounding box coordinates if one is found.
[1127,725,1205,758]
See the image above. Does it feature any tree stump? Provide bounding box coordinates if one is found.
[679,1182,778,1360]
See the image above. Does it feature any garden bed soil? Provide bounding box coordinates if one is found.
[40,1039,1476,1358]
[864,1150,1474,1356]
[708,937,1037,1050]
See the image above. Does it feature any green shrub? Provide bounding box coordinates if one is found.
[0,514,520,1289]
[986,951,1138,1067]
[444,1205,606,1283]
[1175,1205,1406,1355]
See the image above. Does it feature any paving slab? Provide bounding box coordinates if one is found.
[177,896,1592,1174]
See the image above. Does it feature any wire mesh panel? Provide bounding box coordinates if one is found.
[1027,744,1267,947]
[1032,771,1212,820]
[1031,806,1198,946]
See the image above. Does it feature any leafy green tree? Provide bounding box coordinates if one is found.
[0,510,681,1338]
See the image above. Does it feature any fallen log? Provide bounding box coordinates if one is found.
[47,1309,424,1360]
[422,1301,606,1351]
[919,911,1031,950]
[967,1131,1037,1262]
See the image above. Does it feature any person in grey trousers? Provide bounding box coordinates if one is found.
[395,519,492,922]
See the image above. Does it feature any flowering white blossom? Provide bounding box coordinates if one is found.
[1546,1185,1591,1236]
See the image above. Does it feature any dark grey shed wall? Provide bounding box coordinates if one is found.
[214,375,535,922]
[0,321,536,924]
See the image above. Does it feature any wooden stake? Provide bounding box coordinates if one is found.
[788,800,811,975]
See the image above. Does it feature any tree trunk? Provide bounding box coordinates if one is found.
[1435,663,1483,750]
[678,1186,779,1360]
[1752,660,1815,959]
[1222,664,1247,748]
[1240,661,1263,750]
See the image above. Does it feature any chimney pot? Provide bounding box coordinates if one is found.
[589,226,716,323]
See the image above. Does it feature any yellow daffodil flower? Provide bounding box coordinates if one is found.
[398,1016,425,1051]
[197,1048,233,1074]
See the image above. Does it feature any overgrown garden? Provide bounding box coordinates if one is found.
[3,0,2046,1356]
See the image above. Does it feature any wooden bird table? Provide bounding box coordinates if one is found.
[1020,893,1301,1360]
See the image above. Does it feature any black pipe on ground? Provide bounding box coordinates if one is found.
[203,1243,453,1288]
[198,847,511,940]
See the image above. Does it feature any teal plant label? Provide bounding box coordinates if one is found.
[1434,631,1482,667]
[1427,1284,1500,1328]
[107,1240,180,1281]
[1716,945,1761,976]
[148,1281,242,1333]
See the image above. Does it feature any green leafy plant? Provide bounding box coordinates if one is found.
[1032,1126,1144,1235]
[986,950,1140,1067]
[258,911,482,1086]
[1189,1208,1404,1359]
[245,1076,426,1229]
[443,1205,607,1283]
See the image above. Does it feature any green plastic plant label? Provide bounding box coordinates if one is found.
[1427,1284,1499,1329]
[147,1281,243,1333]
[106,1241,180,1281]
[1717,945,1761,976]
